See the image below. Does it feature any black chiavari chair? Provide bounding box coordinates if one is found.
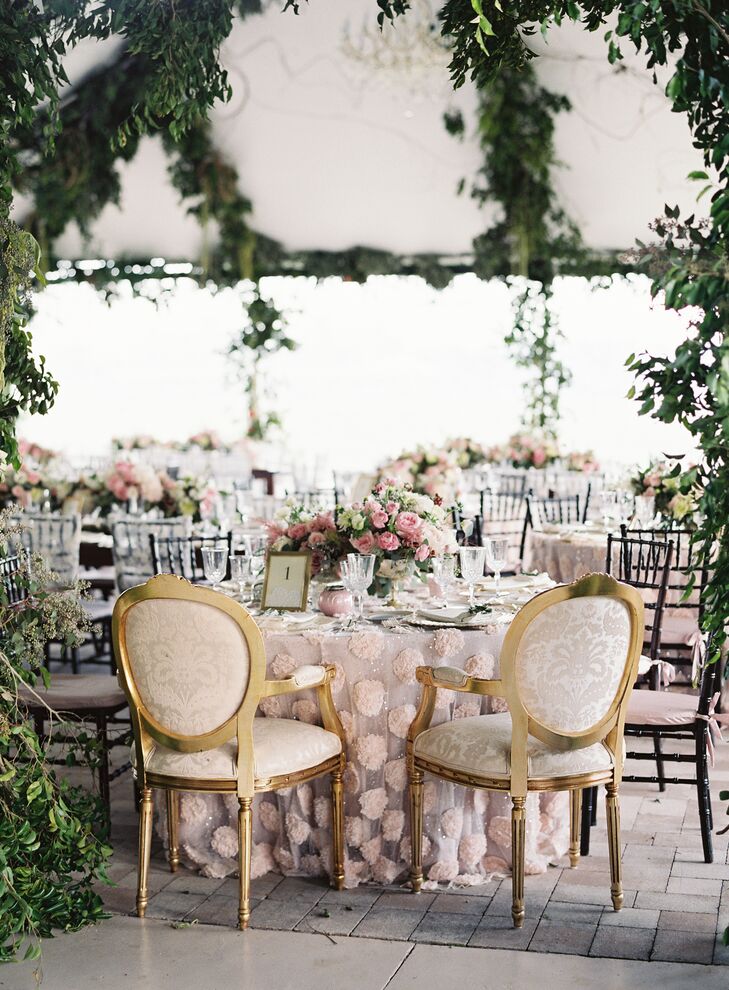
[493,471,529,497]
[0,552,28,606]
[526,494,584,533]
[150,533,234,583]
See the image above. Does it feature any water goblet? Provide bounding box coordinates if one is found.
[635,494,655,527]
[229,554,251,602]
[430,554,456,605]
[458,546,486,606]
[599,490,617,530]
[201,543,227,591]
[248,552,265,602]
[616,490,634,526]
[341,553,376,625]
[484,537,509,591]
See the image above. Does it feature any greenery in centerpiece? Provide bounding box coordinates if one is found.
[629,459,698,525]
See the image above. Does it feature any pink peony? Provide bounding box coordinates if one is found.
[349,631,384,661]
[433,628,465,658]
[464,653,496,679]
[308,531,326,546]
[211,825,238,860]
[415,544,430,561]
[370,509,389,528]
[288,523,309,541]
[395,511,423,540]
[377,531,401,552]
[351,532,376,554]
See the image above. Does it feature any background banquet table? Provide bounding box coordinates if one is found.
[168,610,569,887]
[526,529,610,584]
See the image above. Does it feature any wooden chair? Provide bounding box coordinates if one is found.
[527,493,584,528]
[407,573,643,926]
[111,516,192,592]
[150,532,233,583]
[112,574,346,929]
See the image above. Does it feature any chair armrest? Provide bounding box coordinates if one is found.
[262,664,327,697]
[417,665,504,697]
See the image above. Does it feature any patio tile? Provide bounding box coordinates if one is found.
[666,876,723,897]
[248,898,311,931]
[191,896,252,927]
[100,884,136,915]
[551,881,636,908]
[351,906,425,941]
[670,861,729,881]
[375,891,435,912]
[528,920,597,956]
[635,890,720,914]
[589,926,655,960]
[468,914,538,950]
[651,929,715,964]
[541,901,603,926]
[429,893,489,915]
[143,890,208,921]
[319,885,382,908]
[658,910,717,933]
[599,907,659,929]
[623,845,674,863]
[296,902,371,937]
[163,874,227,896]
[265,877,327,905]
[410,911,481,946]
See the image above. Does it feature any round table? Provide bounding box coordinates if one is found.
[170,610,569,888]
[527,529,609,583]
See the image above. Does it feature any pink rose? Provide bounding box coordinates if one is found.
[415,544,430,562]
[370,509,389,528]
[377,532,400,552]
[351,532,376,553]
[308,531,325,546]
[395,512,423,540]
[386,501,398,514]
[288,523,308,541]
[532,448,546,467]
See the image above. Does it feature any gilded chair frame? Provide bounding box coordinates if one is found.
[112,574,346,929]
[407,573,643,928]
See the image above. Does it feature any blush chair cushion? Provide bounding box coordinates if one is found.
[136,717,342,780]
[414,712,614,780]
[626,690,698,728]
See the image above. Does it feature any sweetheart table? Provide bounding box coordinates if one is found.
[165,591,570,888]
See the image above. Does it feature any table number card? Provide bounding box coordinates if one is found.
[261,551,312,610]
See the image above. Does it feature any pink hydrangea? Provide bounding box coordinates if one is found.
[286,812,312,846]
[345,816,365,847]
[349,631,385,661]
[458,833,487,866]
[179,793,208,824]
[372,856,401,885]
[388,704,416,739]
[384,758,407,792]
[353,679,385,717]
[259,696,282,718]
[454,701,481,719]
[428,860,459,883]
[343,762,360,794]
[251,842,275,879]
[354,733,388,771]
[273,844,294,871]
[292,699,319,724]
[314,796,331,829]
[381,810,405,843]
[392,648,423,685]
[440,807,464,839]
[482,855,510,877]
[359,787,388,820]
[464,653,496,679]
[433,628,465,658]
[360,835,383,865]
[258,800,281,834]
[271,653,297,678]
[487,816,512,848]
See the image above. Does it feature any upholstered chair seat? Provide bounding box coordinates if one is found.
[414,712,614,781]
[135,718,342,780]
[626,690,699,728]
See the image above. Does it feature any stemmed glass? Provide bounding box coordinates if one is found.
[229,555,251,602]
[248,553,265,602]
[430,555,456,605]
[458,546,486,606]
[201,543,227,591]
[340,553,376,625]
[616,490,634,526]
[599,491,617,530]
[484,537,509,591]
[635,494,655,527]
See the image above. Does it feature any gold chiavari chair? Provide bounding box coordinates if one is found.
[112,574,346,929]
[407,573,643,927]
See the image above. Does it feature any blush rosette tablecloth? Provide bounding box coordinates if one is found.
[164,609,570,888]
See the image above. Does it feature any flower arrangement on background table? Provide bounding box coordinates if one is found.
[447,437,490,470]
[378,445,463,504]
[563,450,600,473]
[629,459,698,523]
[487,432,560,469]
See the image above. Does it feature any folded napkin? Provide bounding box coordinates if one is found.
[478,572,552,591]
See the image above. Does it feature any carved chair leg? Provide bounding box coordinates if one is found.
[137,787,154,917]
[331,768,345,891]
[409,767,424,893]
[605,783,623,911]
[238,796,252,930]
[569,789,582,868]
[166,790,180,872]
[511,795,526,928]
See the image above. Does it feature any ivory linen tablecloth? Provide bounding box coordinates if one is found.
[527,529,610,584]
[167,613,569,887]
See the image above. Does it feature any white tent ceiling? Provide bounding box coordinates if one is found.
[36,1,704,261]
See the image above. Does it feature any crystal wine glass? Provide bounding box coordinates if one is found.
[229,554,251,601]
[248,551,265,602]
[484,537,509,591]
[458,546,486,606]
[340,553,376,625]
[599,491,617,530]
[635,494,655,527]
[616,490,634,526]
[201,544,227,591]
[430,554,456,605]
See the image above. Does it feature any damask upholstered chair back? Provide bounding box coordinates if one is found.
[500,574,643,788]
[113,575,266,794]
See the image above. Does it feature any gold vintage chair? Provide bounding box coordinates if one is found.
[407,573,643,927]
[112,574,346,929]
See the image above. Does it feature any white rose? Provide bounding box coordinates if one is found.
[351,513,366,531]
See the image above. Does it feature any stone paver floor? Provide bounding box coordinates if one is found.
[99,732,729,968]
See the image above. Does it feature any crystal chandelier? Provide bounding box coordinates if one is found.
[340,0,452,97]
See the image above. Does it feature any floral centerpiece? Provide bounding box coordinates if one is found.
[183,430,226,452]
[630,460,697,523]
[488,433,559,469]
[447,437,489,470]
[564,450,600,473]
[264,501,343,576]
[378,445,462,504]
[111,434,161,452]
[336,480,458,603]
